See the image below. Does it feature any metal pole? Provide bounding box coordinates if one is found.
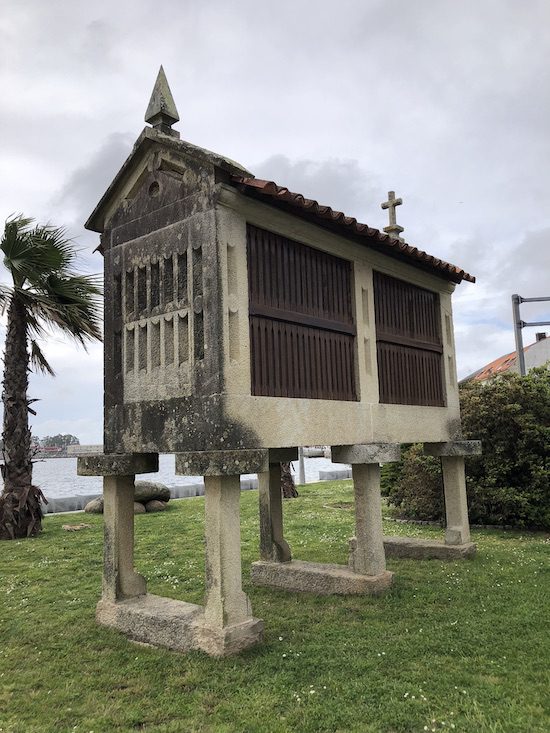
[512,294,526,376]
[298,447,306,486]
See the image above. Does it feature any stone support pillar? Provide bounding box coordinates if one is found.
[203,474,252,629]
[258,462,292,563]
[441,456,471,546]
[350,463,386,576]
[424,442,481,546]
[102,475,147,601]
[77,453,158,603]
[333,443,401,577]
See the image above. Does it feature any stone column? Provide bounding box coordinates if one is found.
[102,475,147,601]
[424,441,482,546]
[203,474,252,629]
[350,463,386,576]
[77,453,159,602]
[441,456,471,545]
[333,444,401,577]
[258,463,292,563]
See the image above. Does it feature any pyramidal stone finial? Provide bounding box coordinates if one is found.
[145,66,180,137]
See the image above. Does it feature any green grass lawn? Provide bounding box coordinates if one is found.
[1,480,548,733]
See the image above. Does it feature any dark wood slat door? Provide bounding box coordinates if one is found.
[247,224,357,401]
[373,271,445,406]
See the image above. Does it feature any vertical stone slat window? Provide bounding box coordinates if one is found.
[373,271,444,406]
[125,269,135,319]
[247,224,357,400]
[163,256,174,305]
[178,313,189,365]
[138,324,147,371]
[125,328,135,372]
[150,262,160,309]
[151,321,161,368]
[164,317,174,365]
[177,252,188,303]
[137,266,147,315]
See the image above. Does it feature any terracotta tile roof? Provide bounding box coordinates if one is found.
[230,177,475,284]
[472,350,518,381]
[471,342,537,382]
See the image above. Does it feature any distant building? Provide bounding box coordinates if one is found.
[461,332,550,383]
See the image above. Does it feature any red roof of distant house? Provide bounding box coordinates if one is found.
[472,350,520,381]
[230,177,475,285]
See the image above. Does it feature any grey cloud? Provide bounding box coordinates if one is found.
[253,155,381,221]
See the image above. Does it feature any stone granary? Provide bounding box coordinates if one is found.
[78,67,480,656]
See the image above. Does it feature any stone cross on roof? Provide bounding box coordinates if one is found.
[381,191,404,242]
[145,66,180,137]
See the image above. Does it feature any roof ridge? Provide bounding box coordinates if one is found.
[231,175,475,284]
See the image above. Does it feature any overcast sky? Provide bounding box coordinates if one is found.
[1,0,549,443]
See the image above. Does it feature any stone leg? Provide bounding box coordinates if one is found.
[441,456,471,545]
[350,464,386,576]
[102,475,147,601]
[258,463,292,562]
[203,475,251,627]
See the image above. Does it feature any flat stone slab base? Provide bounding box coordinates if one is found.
[251,560,393,595]
[383,536,477,560]
[96,593,263,656]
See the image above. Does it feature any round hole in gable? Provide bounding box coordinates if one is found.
[148,181,160,197]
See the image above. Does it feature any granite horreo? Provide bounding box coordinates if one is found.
[78,67,480,656]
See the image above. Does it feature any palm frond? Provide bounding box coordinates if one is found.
[1,217,81,287]
[30,340,55,376]
[17,274,103,347]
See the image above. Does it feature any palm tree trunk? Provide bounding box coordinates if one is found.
[0,295,42,539]
[281,462,299,499]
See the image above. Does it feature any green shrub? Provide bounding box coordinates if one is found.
[386,443,444,521]
[385,366,550,529]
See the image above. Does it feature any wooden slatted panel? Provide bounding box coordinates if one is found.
[373,271,445,406]
[247,224,357,400]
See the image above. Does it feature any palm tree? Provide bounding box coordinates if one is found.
[0,216,102,540]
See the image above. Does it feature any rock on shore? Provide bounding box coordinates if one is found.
[84,481,170,514]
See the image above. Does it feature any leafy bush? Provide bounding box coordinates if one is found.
[385,443,444,521]
[386,367,550,529]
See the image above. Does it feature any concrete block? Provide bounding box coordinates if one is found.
[332,443,402,464]
[423,441,482,457]
[383,536,477,560]
[77,453,159,476]
[251,560,393,595]
[175,449,268,476]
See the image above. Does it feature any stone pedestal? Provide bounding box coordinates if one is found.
[252,444,396,596]
[383,441,482,560]
[102,475,147,601]
[425,441,481,548]
[78,453,158,603]
[78,450,264,656]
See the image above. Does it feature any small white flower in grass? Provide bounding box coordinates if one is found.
[279,636,283,641]
[282,653,287,658]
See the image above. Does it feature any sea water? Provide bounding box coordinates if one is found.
[2,454,349,502]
